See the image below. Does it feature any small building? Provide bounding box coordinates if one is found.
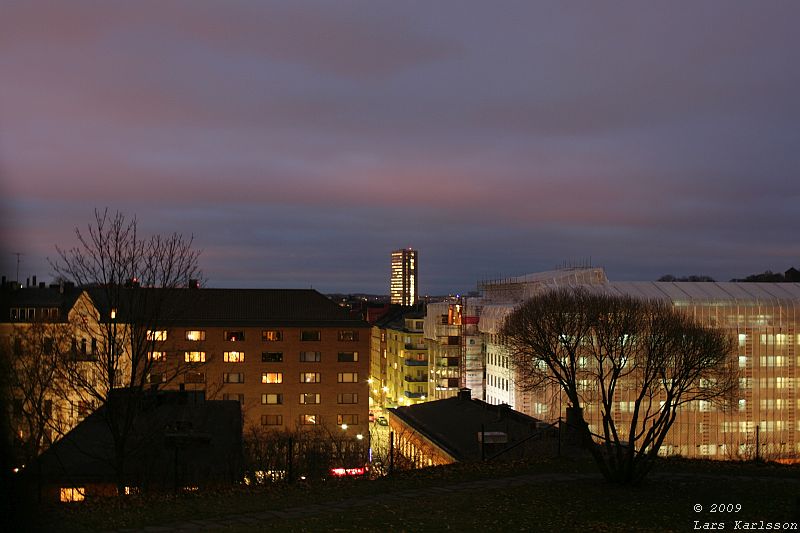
[28,389,242,503]
[388,388,555,469]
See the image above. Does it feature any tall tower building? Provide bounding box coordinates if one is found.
[390,248,418,306]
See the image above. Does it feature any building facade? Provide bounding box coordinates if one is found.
[369,306,427,407]
[143,289,371,434]
[473,268,800,460]
[390,248,418,306]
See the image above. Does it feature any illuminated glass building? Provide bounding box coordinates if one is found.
[390,248,418,306]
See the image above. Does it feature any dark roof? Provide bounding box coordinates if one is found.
[34,389,242,486]
[389,392,541,461]
[85,287,369,328]
[0,286,83,322]
[374,304,426,330]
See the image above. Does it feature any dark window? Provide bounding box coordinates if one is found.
[261,414,282,426]
[185,371,205,384]
[223,393,244,403]
[338,330,359,341]
[224,331,245,341]
[337,414,358,425]
[262,352,283,363]
[300,393,321,404]
[223,372,244,384]
[447,336,460,346]
[337,393,358,404]
[300,351,321,362]
[337,352,358,362]
[300,330,321,341]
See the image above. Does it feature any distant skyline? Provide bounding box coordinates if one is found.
[2,1,799,294]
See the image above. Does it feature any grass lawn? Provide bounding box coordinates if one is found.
[32,457,800,532]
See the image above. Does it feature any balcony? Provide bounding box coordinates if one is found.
[404,375,427,382]
[404,359,428,367]
[404,342,426,350]
[404,391,425,399]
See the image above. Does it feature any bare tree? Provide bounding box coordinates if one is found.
[51,209,201,494]
[501,288,737,484]
[3,320,73,467]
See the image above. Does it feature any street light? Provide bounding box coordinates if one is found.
[341,423,348,430]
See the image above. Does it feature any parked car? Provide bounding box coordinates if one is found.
[377,416,388,426]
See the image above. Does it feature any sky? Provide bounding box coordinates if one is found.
[2,1,799,295]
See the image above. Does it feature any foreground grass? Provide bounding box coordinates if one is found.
[35,457,800,532]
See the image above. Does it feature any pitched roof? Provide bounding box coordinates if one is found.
[85,287,369,328]
[0,286,84,323]
[34,390,242,485]
[389,392,541,461]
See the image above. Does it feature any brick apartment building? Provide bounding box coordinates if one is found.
[2,284,371,438]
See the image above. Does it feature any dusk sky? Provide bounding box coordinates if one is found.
[2,1,799,295]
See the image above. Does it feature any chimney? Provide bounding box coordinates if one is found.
[32,275,36,286]
[1,276,5,287]
[457,387,471,401]
[26,277,30,288]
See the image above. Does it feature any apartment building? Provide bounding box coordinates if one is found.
[2,284,371,438]
[370,306,427,407]
[423,300,483,401]
[138,288,371,433]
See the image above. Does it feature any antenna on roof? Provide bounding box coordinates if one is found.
[14,252,21,284]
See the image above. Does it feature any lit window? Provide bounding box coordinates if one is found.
[738,333,747,347]
[300,351,321,362]
[262,372,283,384]
[262,330,282,341]
[337,352,358,362]
[224,351,245,363]
[738,356,748,368]
[300,393,320,404]
[337,393,358,404]
[301,372,321,383]
[261,393,283,405]
[300,414,318,425]
[301,330,321,341]
[337,414,358,425]
[261,414,282,426]
[60,487,85,502]
[185,351,206,363]
[338,330,359,342]
[148,351,166,361]
[147,330,167,341]
[338,372,358,383]
[262,352,283,363]
[223,372,244,384]
[224,331,245,341]
[185,330,205,341]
